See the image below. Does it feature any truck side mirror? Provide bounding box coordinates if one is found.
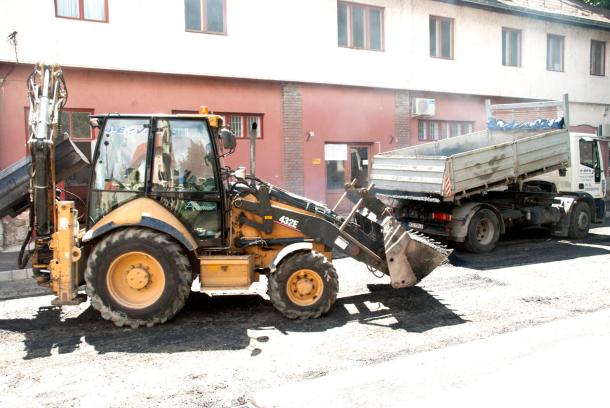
[219,128,236,152]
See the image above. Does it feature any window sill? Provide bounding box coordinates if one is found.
[338,45,385,52]
[56,15,108,23]
[590,73,606,77]
[186,29,227,36]
[430,55,454,60]
[546,69,565,73]
[502,64,522,68]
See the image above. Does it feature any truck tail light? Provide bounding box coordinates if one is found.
[432,212,452,222]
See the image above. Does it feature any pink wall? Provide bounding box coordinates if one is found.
[301,83,396,202]
[0,64,31,168]
[408,91,489,145]
[0,63,284,185]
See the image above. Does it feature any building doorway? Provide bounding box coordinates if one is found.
[325,143,372,213]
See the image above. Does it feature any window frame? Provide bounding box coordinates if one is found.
[418,120,474,142]
[547,33,565,72]
[185,0,227,35]
[54,0,109,23]
[429,15,454,60]
[172,110,264,140]
[219,112,264,139]
[60,108,96,141]
[590,40,606,77]
[337,1,385,52]
[502,27,522,67]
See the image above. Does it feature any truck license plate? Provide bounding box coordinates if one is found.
[408,222,424,230]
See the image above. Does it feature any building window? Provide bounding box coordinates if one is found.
[418,120,474,142]
[185,0,226,34]
[55,0,107,22]
[429,122,440,140]
[430,16,453,59]
[222,113,263,139]
[171,110,262,139]
[547,34,564,72]
[337,2,384,51]
[462,122,473,134]
[591,40,606,76]
[502,28,521,67]
[418,121,427,141]
[60,109,94,140]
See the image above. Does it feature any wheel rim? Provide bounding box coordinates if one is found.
[576,210,590,231]
[475,218,495,245]
[106,251,165,309]
[286,269,324,307]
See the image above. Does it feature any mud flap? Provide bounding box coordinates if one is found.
[381,216,452,288]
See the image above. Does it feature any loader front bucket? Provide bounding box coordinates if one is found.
[380,216,451,288]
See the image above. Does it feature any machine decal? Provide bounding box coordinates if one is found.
[277,215,300,230]
[334,236,349,250]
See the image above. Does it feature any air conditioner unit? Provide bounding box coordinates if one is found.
[411,98,436,116]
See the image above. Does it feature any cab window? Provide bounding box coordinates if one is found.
[89,118,149,222]
[579,139,600,169]
[152,119,218,192]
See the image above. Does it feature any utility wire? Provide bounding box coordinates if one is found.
[1,31,19,89]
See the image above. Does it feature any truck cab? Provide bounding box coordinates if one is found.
[533,133,606,217]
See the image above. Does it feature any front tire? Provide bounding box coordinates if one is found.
[568,201,591,239]
[464,208,500,253]
[85,228,193,328]
[268,251,338,319]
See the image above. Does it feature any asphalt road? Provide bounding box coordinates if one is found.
[1,222,609,407]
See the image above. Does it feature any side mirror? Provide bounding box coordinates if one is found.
[219,128,236,151]
[595,166,601,183]
[89,117,101,129]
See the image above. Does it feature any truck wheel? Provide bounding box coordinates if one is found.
[568,201,591,239]
[464,208,500,253]
[85,228,193,328]
[268,251,338,319]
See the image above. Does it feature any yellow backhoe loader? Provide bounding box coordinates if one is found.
[0,64,450,328]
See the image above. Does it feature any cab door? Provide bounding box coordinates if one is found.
[148,118,224,247]
[577,138,604,199]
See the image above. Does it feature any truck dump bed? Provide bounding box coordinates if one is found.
[371,97,572,202]
[371,128,570,202]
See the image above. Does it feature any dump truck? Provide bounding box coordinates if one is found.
[371,97,606,253]
[0,64,450,328]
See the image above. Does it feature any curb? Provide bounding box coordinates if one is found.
[0,268,32,283]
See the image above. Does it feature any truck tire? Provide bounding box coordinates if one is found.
[568,201,591,240]
[464,208,500,253]
[268,251,338,319]
[85,228,193,328]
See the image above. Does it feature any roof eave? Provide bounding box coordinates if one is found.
[438,0,610,32]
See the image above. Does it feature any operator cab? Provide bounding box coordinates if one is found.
[88,113,236,247]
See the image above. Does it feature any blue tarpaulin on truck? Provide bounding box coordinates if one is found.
[487,117,564,131]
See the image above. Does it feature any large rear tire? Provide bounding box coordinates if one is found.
[85,228,193,328]
[268,251,338,319]
[568,201,591,239]
[464,208,500,253]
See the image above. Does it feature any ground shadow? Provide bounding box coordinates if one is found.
[0,284,465,360]
[449,226,610,270]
